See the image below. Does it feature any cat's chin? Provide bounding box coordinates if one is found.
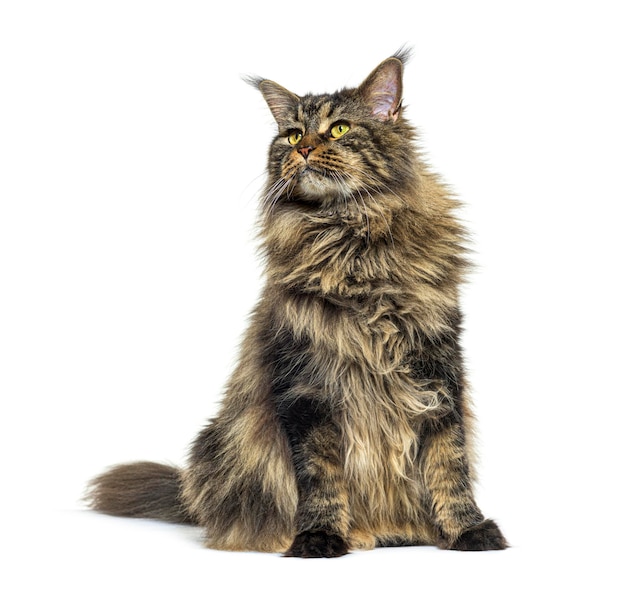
[296,168,347,201]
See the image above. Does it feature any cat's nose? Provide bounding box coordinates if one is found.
[298,146,314,159]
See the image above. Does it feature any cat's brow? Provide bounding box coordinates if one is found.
[318,101,334,121]
[316,101,336,133]
[316,120,330,135]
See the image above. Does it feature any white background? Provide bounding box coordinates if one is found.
[1,1,624,590]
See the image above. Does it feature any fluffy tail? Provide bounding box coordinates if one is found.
[86,461,194,524]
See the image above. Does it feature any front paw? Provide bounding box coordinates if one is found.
[447,519,508,551]
[284,530,349,558]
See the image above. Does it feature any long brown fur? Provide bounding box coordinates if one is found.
[87,50,507,557]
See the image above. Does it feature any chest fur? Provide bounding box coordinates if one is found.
[265,210,460,488]
[273,288,451,473]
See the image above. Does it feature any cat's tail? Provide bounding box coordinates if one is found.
[86,461,195,524]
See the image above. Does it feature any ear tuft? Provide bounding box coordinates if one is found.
[250,79,300,125]
[359,56,404,122]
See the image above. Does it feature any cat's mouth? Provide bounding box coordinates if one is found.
[296,164,347,198]
[296,165,329,195]
[300,165,323,177]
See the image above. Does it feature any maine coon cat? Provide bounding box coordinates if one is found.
[87,50,507,557]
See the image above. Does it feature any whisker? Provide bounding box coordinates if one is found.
[261,174,295,216]
[337,164,399,245]
[259,155,400,246]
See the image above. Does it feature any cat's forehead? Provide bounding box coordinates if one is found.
[294,91,358,130]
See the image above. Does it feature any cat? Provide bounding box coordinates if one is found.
[87,49,507,557]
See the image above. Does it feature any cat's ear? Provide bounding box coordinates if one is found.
[247,77,300,125]
[358,56,404,122]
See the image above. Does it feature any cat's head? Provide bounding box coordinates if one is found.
[250,50,417,211]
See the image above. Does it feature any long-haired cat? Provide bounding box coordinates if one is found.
[87,50,507,557]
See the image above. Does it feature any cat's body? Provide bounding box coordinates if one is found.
[88,51,507,557]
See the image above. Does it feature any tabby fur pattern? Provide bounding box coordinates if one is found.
[87,50,507,557]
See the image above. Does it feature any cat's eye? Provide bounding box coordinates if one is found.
[330,122,350,139]
[287,131,303,145]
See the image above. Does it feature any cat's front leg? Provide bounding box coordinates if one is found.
[277,396,350,558]
[421,421,507,551]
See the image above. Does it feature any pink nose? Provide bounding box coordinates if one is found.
[298,146,314,159]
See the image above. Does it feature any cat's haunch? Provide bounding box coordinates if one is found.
[87,50,507,557]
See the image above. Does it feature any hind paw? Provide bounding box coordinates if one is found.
[447,519,508,551]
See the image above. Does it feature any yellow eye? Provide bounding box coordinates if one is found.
[330,122,350,139]
[288,131,303,145]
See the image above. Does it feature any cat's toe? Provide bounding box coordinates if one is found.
[284,530,349,558]
[448,519,508,551]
